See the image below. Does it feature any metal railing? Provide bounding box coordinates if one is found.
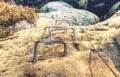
[33,39,67,63]
[42,25,77,41]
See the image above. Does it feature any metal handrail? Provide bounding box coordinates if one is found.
[33,39,67,63]
[42,25,77,41]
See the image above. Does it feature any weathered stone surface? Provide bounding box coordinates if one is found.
[104,1,120,19]
[42,63,66,77]
[8,20,34,31]
[40,1,73,12]
[40,8,99,26]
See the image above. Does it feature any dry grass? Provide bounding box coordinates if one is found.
[0,2,36,26]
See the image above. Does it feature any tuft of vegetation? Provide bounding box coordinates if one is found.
[0,25,14,38]
[0,30,7,38]
[0,2,36,26]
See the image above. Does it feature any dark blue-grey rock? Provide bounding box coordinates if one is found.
[40,1,73,12]
[88,0,119,17]
[14,0,88,9]
[14,0,51,7]
[103,35,120,72]
[104,1,120,19]
[14,0,120,19]
[59,0,88,9]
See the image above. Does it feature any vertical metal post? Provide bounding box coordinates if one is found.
[55,20,57,25]
[43,27,47,39]
[33,41,40,63]
[63,42,67,56]
[49,29,52,40]
[72,28,77,41]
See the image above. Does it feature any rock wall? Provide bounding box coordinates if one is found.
[13,0,119,19]
[104,1,120,19]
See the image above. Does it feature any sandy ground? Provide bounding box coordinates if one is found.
[0,14,120,77]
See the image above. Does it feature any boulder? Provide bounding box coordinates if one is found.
[14,0,88,9]
[40,8,99,26]
[104,1,120,19]
[40,1,73,12]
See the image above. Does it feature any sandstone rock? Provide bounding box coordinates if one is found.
[42,63,66,77]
